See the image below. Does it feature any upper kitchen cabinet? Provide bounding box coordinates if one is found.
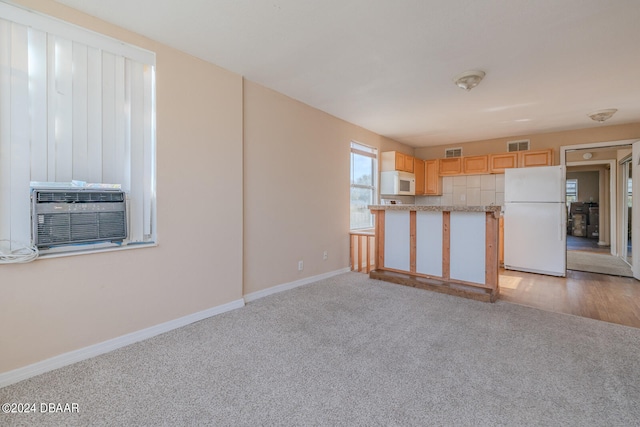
[462,155,489,175]
[489,152,518,173]
[414,158,425,195]
[381,151,415,173]
[414,159,441,195]
[424,159,441,195]
[519,148,553,167]
[439,157,462,176]
[439,155,488,176]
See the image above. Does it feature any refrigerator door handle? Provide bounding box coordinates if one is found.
[559,221,563,241]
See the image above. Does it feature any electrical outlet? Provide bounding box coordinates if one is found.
[298,260,304,271]
[323,251,328,260]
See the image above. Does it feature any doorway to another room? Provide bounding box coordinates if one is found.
[621,156,632,265]
[563,143,633,277]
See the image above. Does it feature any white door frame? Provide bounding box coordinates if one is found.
[565,159,616,255]
[560,139,640,279]
[632,141,640,279]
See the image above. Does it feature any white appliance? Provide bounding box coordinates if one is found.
[380,171,415,195]
[504,165,566,276]
[31,188,127,249]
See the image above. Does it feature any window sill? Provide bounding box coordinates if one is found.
[36,241,158,260]
[350,228,375,235]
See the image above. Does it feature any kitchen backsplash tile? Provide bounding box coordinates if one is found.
[481,174,496,191]
[416,173,504,208]
[495,174,505,192]
[452,186,467,205]
[467,187,481,205]
[481,190,496,205]
[453,176,467,187]
[442,176,454,193]
[467,175,481,188]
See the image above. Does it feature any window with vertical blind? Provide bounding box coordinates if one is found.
[0,3,156,255]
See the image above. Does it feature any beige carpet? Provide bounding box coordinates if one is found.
[567,250,633,277]
[2,272,639,426]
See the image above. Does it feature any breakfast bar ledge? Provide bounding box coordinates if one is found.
[368,205,501,302]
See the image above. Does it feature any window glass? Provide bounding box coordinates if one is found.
[566,179,578,206]
[350,142,377,230]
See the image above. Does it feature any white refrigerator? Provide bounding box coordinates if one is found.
[504,165,566,276]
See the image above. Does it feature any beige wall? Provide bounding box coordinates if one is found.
[414,123,640,161]
[567,170,600,203]
[1,0,243,374]
[243,81,408,295]
[1,0,414,375]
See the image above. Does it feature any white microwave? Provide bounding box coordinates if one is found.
[380,171,416,195]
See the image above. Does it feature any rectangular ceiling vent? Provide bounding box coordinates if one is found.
[445,148,462,158]
[32,189,127,249]
[507,139,530,152]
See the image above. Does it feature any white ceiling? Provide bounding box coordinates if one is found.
[54,0,640,147]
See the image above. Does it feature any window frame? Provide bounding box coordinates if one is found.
[566,178,578,206]
[350,141,377,231]
[0,2,157,259]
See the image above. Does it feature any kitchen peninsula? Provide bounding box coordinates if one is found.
[368,205,501,302]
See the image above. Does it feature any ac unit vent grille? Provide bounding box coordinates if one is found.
[36,212,127,246]
[445,148,462,158]
[32,189,127,248]
[507,140,530,152]
[36,191,125,203]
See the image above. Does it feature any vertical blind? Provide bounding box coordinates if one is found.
[0,3,156,249]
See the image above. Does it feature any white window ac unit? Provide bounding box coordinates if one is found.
[31,189,127,248]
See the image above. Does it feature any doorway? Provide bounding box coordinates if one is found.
[621,156,632,265]
[562,142,634,277]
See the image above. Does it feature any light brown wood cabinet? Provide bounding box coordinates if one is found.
[414,158,425,195]
[414,159,441,195]
[439,157,462,176]
[424,159,441,195]
[519,149,553,167]
[439,155,489,176]
[489,152,518,173]
[381,151,415,173]
[463,155,489,175]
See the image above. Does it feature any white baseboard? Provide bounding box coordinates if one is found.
[244,267,351,303]
[0,298,245,388]
[1,269,353,388]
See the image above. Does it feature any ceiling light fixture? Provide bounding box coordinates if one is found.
[588,108,617,123]
[453,70,485,91]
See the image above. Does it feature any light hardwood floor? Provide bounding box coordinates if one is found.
[499,268,640,329]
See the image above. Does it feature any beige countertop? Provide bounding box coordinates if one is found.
[369,204,501,213]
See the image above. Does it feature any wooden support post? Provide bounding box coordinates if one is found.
[410,211,417,273]
[365,235,372,273]
[357,234,363,272]
[485,211,499,291]
[375,210,385,270]
[350,234,355,271]
[442,211,450,280]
